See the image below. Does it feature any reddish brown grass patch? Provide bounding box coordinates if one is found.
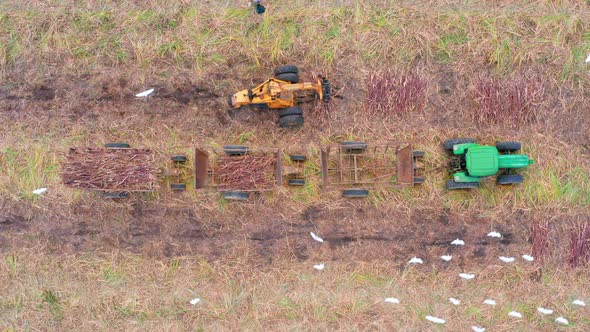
[365,69,427,117]
[472,72,545,127]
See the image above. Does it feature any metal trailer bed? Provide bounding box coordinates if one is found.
[194,145,306,200]
[320,142,424,197]
[61,143,192,198]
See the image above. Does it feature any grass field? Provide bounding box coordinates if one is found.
[1,0,589,330]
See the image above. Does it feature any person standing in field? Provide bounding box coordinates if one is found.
[248,0,266,14]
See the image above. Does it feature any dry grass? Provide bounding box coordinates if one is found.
[568,222,590,267]
[0,0,589,331]
[61,147,159,192]
[1,251,589,330]
[215,154,276,191]
[365,69,428,117]
[472,72,546,127]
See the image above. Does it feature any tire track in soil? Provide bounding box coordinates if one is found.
[0,199,533,270]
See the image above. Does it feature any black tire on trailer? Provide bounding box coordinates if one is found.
[413,150,425,158]
[279,114,304,128]
[274,65,299,76]
[223,191,249,201]
[496,141,521,153]
[443,138,476,151]
[496,174,524,185]
[275,72,299,83]
[104,142,131,148]
[413,177,425,184]
[288,178,305,186]
[223,145,249,156]
[279,106,303,117]
[445,179,480,190]
[103,192,130,199]
[170,183,187,191]
[342,189,369,198]
[170,155,188,163]
[341,141,368,154]
[289,154,307,162]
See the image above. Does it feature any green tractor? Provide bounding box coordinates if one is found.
[443,138,534,190]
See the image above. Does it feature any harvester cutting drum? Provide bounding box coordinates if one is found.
[228,65,331,128]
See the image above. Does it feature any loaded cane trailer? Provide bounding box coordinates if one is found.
[61,142,191,198]
[319,141,425,198]
[194,145,306,201]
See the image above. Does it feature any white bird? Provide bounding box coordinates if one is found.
[135,88,155,97]
[586,54,590,63]
[313,263,325,270]
[384,297,400,304]
[472,326,486,332]
[310,232,324,243]
[190,298,201,305]
[441,255,453,261]
[555,317,569,325]
[483,299,497,306]
[499,256,515,263]
[522,255,534,262]
[537,307,554,315]
[408,257,424,264]
[459,273,475,280]
[449,298,460,306]
[508,311,523,318]
[487,231,502,238]
[572,299,586,307]
[32,188,48,195]
[425,315,446,324]
[451,239,465,246]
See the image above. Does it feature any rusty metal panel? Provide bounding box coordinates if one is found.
[194,147,209,189]
[396,145,413,185]
[320,148,329,190]
[276,150,283,186]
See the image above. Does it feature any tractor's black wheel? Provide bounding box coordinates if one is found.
[413,150,425,158]
[279,106,303,117]
[227,95,234,107]
[443,138,476,151]
[289,154,307,162]
[223,145,249,156]
[445,180,480,190]
[496,174,524,185]
[279,114,304,128]
[414,177,425,184]
[170,183,187,191]
[496,141,521,153]
[274,65,299,75]
[321,79,331,102]
[103,192,130,199]
[104,142,130,148]
[170,155,187,163]
[342,189,369,198]
[288,178,305,186]
[223,191,249,201]
[275,72,299,83]
[341,141,368,154]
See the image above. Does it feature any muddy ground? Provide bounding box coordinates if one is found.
[0,65,589,270]
[0,196,548,270]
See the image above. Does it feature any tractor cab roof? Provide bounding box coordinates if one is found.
[466,146,499,177]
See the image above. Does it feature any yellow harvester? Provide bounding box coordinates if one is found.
[228,65,330,128]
